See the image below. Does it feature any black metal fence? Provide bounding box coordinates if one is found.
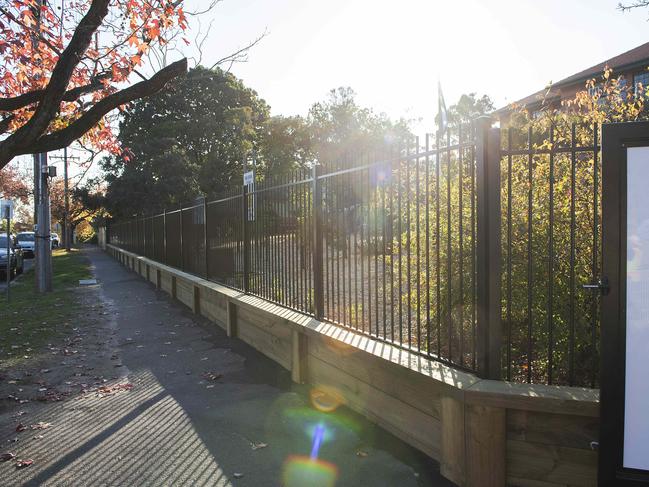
[109,118,601,387]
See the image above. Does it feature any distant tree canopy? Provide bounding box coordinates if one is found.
[308,87,411,168]
[100,66,270,218]
[100,79,415,217]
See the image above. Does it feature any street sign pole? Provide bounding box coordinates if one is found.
[1,200,13,302]
[5,208,9,302]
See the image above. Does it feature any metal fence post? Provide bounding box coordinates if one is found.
[203,196,209,280]
[242,185,250,292]
[312,164,325,320]
[475,116,502,380]
[179,202,184,271]
[163,208,167,265]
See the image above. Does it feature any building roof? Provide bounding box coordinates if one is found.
[501,41,649,112]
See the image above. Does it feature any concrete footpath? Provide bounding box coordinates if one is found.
[0,246,454,486]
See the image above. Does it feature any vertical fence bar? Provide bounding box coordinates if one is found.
[312,164,325,320]
[591,124,599,388]
[506,129,513,380]
[547,125,555,385]
[242,184,250,293]
[475,116,502,380]
[569,123,577,386]
[203,196,209,280]
[526,126,534,383]
[179,202,184,271]
[163,208,167,266]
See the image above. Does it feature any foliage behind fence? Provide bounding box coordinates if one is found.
[109,119,601,387]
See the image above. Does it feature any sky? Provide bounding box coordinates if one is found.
[12,0,649,183]
[178,0,649,132]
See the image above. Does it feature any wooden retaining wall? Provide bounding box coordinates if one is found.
[107,244,599,487]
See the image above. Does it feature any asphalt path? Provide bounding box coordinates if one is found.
[0,246,455,486]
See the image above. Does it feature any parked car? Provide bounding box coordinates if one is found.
[51,232,59,248]
[15,231,35,258]
[0,235,24,279]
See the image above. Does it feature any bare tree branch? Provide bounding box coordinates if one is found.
[24,58,187,155]
[209,31,267,70]
[618,1,649,11]
[0,74,111,112]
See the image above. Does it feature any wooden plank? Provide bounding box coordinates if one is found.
[199,290,227,327]
[175,278,194,308]
[507,410,598,450]
[506,439,597,487]
[237,320,292,371]
[465,404,506,487]
[309,334,446,418]
[506,477,567,487]
[441,396,465,486]
[308,354,442,461]
[465,380,599,418]
[291,330,308,384]
[160,272,173,294]
[237,306,292,341]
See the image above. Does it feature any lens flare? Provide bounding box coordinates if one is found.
[282,455,338,487]
[310,423,326,459]
[310,385,345,413]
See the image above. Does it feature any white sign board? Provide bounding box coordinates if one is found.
[243,170,255,186]
[624,146,649,470]
[0,199,13,220]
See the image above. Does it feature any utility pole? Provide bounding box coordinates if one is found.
[35,154,54,292]
[50,151,80,251]
[29,0,53,292]
[61,0,70,251]
[64,147,69,251]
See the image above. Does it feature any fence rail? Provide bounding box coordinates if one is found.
[109,117,601,387]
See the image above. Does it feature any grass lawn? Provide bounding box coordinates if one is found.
[0,248,91,371]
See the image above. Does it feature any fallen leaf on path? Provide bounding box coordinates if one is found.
[15,459,33,469]
[202,372,223,381]
[15,423,26,433]
[96,383,133,397]
[0,453,15,461]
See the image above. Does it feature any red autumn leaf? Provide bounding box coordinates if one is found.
[15,459,33,469]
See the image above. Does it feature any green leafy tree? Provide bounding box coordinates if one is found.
[308,87,411,168]
[101,66,269,218]
[257,115,314,177]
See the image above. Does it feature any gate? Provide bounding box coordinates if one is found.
[599,120,649,486]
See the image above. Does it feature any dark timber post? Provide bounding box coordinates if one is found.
[475,116,502,380]
[312,164,325,320]
[242,184,250,292]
